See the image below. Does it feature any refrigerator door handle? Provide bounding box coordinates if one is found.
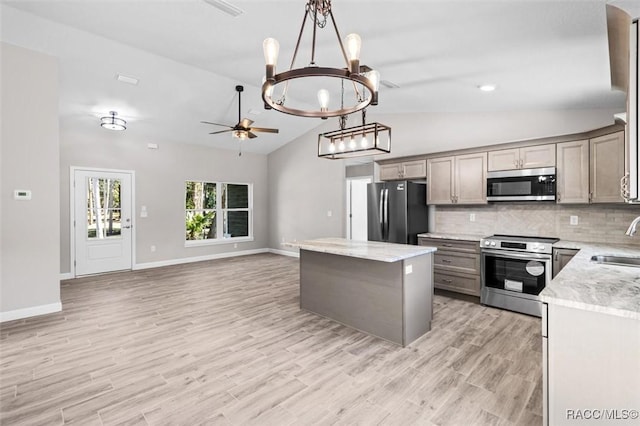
[384,188,389,240]
[379,189,384,228]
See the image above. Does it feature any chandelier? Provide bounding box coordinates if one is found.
[261,0,380,119]
[318,110,391,159]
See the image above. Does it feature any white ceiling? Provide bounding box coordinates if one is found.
[1,0,635,154]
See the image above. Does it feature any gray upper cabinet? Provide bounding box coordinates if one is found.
[488,144,556,171]
[556,140,590,204]
[379,159,426,181]
[590,131,625,203]
[427,153,487,205]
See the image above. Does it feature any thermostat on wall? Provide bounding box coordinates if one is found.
[14,190,32,200]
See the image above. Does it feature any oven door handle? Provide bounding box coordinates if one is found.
[481,249,552,261]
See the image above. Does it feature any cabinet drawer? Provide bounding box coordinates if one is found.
[434,271,481,296]
[419,238,479,254]
[434,252,479,274]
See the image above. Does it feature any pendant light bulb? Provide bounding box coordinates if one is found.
[329,141,336,153]
[317,89,330,112]
[338,139,345,151]
[360,135,368,148]
[366,70,380,91]
[349,137,356,150]
[345,34,362,61]
[263,38,279,66]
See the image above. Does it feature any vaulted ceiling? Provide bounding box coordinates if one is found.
[1,0,637,154]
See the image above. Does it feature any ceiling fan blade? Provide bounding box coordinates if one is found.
[251,127,279,134]
[209,129,233,135]
[248,132,258,139]
[239,118,254,128]
[201,120,233,128]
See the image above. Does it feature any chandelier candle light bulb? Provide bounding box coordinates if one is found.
[263,38,279,81]
[345,33,362,74]
[317,89,330,113]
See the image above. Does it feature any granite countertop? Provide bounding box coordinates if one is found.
[284,238,437,263]
[417,233,485,242]
[540,242,640,320]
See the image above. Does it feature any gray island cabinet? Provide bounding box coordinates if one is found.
[285,238,436,347]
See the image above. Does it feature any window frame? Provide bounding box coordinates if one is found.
[184,180,254,247]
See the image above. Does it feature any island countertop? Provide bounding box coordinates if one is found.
[284,237,437,263]
[540,241,640,320]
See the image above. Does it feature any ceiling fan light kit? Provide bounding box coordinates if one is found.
[201,85,279,140]
[100,111,126,131]
[261,0,380,119]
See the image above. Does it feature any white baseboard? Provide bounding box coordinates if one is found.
[0,302,62,323]
[133,248,270,270]
[60,272,74,281]
[269,248,300,258]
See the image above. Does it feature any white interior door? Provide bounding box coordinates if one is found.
[346,177,371,240]
[74,169,133,276]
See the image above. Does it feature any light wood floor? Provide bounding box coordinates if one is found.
[1,253,542,425]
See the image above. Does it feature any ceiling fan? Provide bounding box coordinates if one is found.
[201,85,279,140]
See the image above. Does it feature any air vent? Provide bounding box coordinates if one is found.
[115,74,139,85]
[203,0,244,17]
[380,80,400,89]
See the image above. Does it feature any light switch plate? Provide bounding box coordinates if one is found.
[14,190,31,200]
[405,264,413,275]
[570,215,579,225]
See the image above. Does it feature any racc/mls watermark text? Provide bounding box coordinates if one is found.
[566,409,639,421]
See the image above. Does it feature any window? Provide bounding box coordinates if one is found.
[185,181,252,244]
[87,177,121,239]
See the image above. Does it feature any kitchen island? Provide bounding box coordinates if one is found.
[284,238,437,347]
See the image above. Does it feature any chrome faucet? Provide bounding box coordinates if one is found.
[625,216,640,236]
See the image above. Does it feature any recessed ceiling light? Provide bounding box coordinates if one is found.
[203,0,243,17]
[478,84,497,92]
[248,108,262,116]
[116,74,139,85]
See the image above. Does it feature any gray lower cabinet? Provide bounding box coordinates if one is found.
[418,237,480,296]
[552,248,579,278]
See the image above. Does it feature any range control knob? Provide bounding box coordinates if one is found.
[490,241,496,247]
[484,241,491,246]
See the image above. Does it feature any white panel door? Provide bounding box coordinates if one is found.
[347,178,371,241]
[74,169,133,276]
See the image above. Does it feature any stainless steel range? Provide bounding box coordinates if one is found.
[480,234,559,317]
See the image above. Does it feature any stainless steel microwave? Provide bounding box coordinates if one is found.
[486,167,556,201]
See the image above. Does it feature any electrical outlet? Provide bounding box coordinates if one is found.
[570,215,579,226]
[234,243,238,248]
[327,210,332,217]
[470,213,476,222]
[150,245,156,252]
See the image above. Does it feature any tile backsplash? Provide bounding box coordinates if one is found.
[435,203,640,245]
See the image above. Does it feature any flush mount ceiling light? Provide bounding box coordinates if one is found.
[262,0,380,119]
[318,109,391,159]
[100,111,126,131]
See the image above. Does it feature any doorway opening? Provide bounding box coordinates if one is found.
[346,177,371,241]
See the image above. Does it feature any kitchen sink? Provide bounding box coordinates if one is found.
[590,255,640,267]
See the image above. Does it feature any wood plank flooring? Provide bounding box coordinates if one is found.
[0,253,542,425]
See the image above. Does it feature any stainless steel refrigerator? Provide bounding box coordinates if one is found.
[367,181,429,245]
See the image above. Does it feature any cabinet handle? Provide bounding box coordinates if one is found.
[514,160,519,168]
[589,192,593,203]
[554,251,559,261]
[557,192,561,203]
[621,173,630,201]
[440,259,452,263]
[442,244,453,247]
[442,279,453,283]
[519,159,524,168]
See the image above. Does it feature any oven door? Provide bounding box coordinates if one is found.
[481,249,552,299]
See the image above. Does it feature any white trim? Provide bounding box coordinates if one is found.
[70,167,136,279]
[184,236,254,247]
[269,248,300,258]
[1,302,62,323]
[60,272,74,280]
[133,248,269,270]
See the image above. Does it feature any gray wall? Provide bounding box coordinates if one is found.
[267,108,623,252]
[60,132,268,273]
[1,43,61,316]
[267,122,345,253]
